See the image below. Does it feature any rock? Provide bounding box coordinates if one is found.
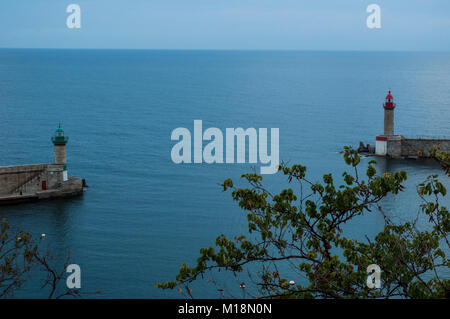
[358,141,368,153]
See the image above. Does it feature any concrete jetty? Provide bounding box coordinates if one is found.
[0,125,85,206]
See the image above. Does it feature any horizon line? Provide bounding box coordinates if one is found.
[1,47,449,53]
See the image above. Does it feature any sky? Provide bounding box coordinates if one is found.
[0,0,449,50]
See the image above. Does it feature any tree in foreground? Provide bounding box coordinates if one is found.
[157,147,449,299]
[0,219,82,298]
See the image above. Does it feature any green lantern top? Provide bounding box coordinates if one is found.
[51,124,69,144]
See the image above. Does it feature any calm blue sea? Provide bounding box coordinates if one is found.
[0,50,449,298]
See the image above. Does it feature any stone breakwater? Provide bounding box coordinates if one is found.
[358,136,450,159]
[0,163,84,206]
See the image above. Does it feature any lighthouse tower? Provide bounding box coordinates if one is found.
[383,90,396,135]
[51,124,69,181]
[375,91,396,156]
[51,124,69,164]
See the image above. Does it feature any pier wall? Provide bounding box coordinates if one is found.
[386,136,402,158]
[0,163,64,195]
[384,136,450,158]
[401,138,450,157]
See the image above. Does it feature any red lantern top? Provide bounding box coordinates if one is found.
[385,90,393,99]
[383,90,396,109]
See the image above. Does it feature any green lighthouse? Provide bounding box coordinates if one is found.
[51,124,69,165]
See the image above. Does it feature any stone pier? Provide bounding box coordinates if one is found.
[358,90,450,158]
[0,125,85,206]
[0,163,84,205]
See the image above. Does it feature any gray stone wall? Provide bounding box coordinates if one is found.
[401,138,450,157]
[45,164,64,190]
[386,135,403,158]
[0,163,64,195]
[385,136,450,158]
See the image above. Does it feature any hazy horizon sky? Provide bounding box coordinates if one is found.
[0,0,449,51]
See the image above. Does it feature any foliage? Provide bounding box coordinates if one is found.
[157,147,449,299]
[431,145,450,177]
[0,218,82,298]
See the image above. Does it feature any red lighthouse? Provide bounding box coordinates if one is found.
[383,90,396,135]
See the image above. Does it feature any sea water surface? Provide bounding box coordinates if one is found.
[0,50,449,298]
